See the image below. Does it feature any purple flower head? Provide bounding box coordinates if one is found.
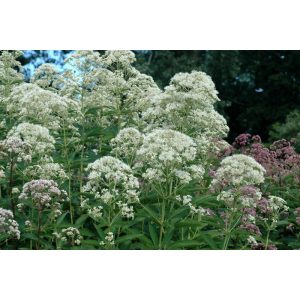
[241,223,262,235]
[233,133,252,149]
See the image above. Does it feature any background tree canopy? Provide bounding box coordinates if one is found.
[17,50,300,142]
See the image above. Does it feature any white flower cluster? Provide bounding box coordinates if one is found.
[247,235,258,246]
[142,71,229,158]
[64,51,160,130]
[24,157,68,181]
[12,187,20,194]
[67,50,102,69]
[116,201,134,219]
[61,51,104,100]
[25,220,31,227]
[84,156,139,219]
[166,71,220,105]
[188,109,228,139]
[19,179,68,215]
[54,227,83,246]
[95,68,160,129]
[7,123,55,158]
[176,195,208,216]
[0,136,32,163]
[211,154,266,189]
[267,196,289,215]
[31,63,60,90]
[0,51,23,100]
[100,50,136,71]
[217,191,235,206]
[99,231,115,246]
[8,83,79,131]
[110,127,144,163]
[126,72,161,114]
[136,129,197,168]
[135,129,204,185]
[217,186,262,208]
[0,208,20,239]
[88,206,103,222]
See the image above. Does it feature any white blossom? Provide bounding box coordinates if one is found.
[247,235,258,246]
[211,154,266,189]
[135,129,204,186]
[267,196,289,213]
[176,195,208,216]
[8,83,79,131]
[84,156,139,219]
[55,227,83,247]
[142,71,229,158]
[110,127,144,163]
[88,206,103,221]
[0,51,23,101]
[24,157,68,181]
[7,123,55,158]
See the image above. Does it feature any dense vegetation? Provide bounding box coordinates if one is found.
[0,50,299,250]
[19,50,300,141]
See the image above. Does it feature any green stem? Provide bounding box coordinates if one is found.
[223,230,231,250]
[8,159,15,216]
[158,198,166,250]
[36,209,42,250]
[79,146,85,204]
[265,228,271,250]
[63,126,73,224]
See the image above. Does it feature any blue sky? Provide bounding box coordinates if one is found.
[22,50,74,79]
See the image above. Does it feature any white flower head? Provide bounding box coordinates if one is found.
[7,122,55,158]
[135,129,204,186]
[84,156,139,218]
[110,128,144,163]
[211,154,266,189]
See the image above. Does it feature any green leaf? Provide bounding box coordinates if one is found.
[169,240,204,249]
[200,233,219,249]
[75,214,89,227]
[175,220,207,229]
[140,204,160,224]
[79,228,95,237]
[162,226,174,247]
[148,223,159,247]
[56,212,69,225]
[93,223,105,239]
[116,233,143,244]
[21,232,39,241]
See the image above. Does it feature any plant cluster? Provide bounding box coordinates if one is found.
[0,50,299,250]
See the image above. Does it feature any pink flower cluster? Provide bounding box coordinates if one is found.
[232,134,300,184]
[240,207,261,235]
[0,137,32,163]
[19,179,68,210]
[295,207,300,225]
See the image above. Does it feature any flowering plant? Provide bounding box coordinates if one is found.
[0,50,298,250]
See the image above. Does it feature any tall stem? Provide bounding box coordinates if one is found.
[222,211,234,250]
[63,126,73,224]
[36,209,42,250]
[223,230,231,250]
[79,146,84,204]
[265,228,271,250]
[158,198,166,250]
[9,159,15,215]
